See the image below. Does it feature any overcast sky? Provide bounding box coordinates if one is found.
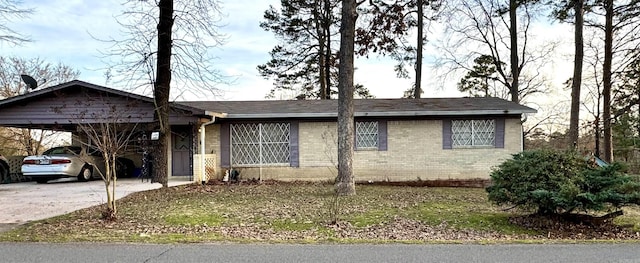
[1,0,473,101]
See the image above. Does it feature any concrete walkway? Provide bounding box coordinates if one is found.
[0,177,192,232]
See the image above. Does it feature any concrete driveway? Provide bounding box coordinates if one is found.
[0,177,192,232]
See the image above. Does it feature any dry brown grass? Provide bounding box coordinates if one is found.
[1,181,639,243]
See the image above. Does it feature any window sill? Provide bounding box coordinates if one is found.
[230,163,290,167]
[452,145,495,149]
[356,148,379,151]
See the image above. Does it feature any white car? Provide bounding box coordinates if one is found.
[21,146,135,184]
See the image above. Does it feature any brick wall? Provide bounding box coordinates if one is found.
[202,124,221,178]
[202,118,523,182]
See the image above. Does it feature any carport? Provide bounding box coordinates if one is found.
[0,80,212,181]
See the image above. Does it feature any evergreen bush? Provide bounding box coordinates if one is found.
[487,149,640,216]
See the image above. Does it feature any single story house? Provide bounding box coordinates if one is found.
[0,80,536,182]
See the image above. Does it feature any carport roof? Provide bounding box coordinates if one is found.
[0,80,204,114]
[0,80,208,130]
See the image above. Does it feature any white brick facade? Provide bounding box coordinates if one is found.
[200,118,523,182]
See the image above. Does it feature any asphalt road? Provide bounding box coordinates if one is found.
[0,243,637,263]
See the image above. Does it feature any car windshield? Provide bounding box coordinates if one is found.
[43,147,82,156]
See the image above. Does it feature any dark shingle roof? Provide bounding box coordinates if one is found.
[178,97,536,119]
[0,80,535,120]
[0,80,205,115]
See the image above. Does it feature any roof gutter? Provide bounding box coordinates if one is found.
[221,109,537,119]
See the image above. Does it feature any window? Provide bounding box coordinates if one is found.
[451,119,495,147]
[230,123,290,166]
[356,121,378,150]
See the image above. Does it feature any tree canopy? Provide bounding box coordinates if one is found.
[258,0,374,99]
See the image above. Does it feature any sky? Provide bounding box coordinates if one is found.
[0,0,570,106]
[2,0,470,101]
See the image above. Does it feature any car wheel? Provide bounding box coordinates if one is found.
[78,166,93,182]
[35,179,48,184]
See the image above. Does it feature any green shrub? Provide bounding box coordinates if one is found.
[487,149,640,215]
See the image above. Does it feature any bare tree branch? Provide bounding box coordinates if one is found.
[0,0,32,45]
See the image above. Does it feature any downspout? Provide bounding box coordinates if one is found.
[521,125,524,151]
[199,112,226,184]
[521,113,528,151]
[200,117,216,184]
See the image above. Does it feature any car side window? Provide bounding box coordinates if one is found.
[54,148,69,155]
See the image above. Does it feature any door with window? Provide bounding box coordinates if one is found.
[171,126,192,177]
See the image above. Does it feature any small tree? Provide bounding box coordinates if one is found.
[76,122,138,220]
[487,149,640,224]
[57,93,146,220]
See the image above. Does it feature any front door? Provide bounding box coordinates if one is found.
[171,126,192,177]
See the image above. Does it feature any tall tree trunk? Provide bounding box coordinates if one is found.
[335,0,356,196]
[594,116,601,157]
[319,49,328,99]
[509,0,519,103]
[317,22,327,100]
[595,89,602,157]
[324,38,332,99]
[153,0,173,187]
[315,1,328,100]
[603,0,613,162]
[324,0,332,99]
[637,93,640,141]
[568,0,584,149]
[414,0,424,99]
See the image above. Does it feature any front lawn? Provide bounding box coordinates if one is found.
[1,181,639,243]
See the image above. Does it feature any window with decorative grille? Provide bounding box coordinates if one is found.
[356,121,378,150]
[451,119,495,147]
[230,123,290,165]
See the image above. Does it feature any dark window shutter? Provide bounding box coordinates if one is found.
[378,120,387,151]
[289,121,299,167]
[353,121,358,149]
[495,118,505,148]
[443,119,452,149]
[220,123,230,168]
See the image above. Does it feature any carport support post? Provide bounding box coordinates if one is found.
[199,117,217,184]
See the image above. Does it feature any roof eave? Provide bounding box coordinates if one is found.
[205,111,227,118]
[0,80,204,115]
[223,109,537,119]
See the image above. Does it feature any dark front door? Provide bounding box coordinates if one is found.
[171,126,192,177]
